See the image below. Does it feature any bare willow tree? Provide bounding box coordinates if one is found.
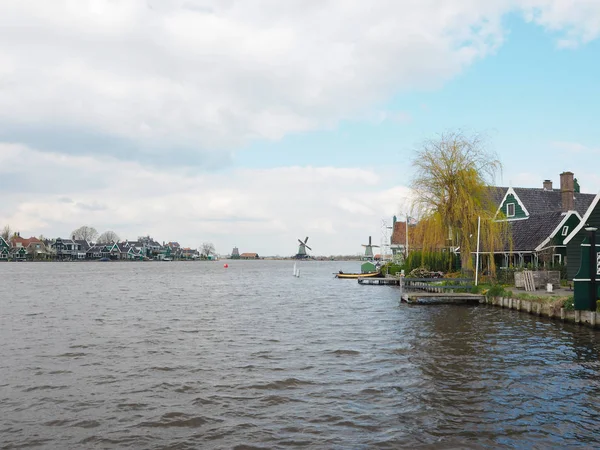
[200,242,215,258]
[97,230,120,244]
[1,225,11,241]
[71,225,99,242]
[410,130,509,272]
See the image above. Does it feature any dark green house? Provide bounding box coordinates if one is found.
[0,237,9,261]
[565,193,600,280]
[485,172,595,269]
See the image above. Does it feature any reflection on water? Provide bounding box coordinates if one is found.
[1,260,600,448]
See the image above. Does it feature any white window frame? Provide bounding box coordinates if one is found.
[553,254,562,265]
[506,203,516,217]
[561,226,569,236]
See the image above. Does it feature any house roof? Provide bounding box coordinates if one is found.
[240,252,258,257]
[74,240,91,251]
[10,236,41,248]
[55,238,75,245]
[87,244,111,252]
[488,186,595,216]
[390,221,417,246]
[499,211,566,252]
[564,192,600,245]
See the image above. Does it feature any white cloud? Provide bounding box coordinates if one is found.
[0,143,412,255]
[524,0,600,47]
[0,1,599,254]
[0,0,597,163]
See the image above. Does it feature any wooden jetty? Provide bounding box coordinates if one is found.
[357,277,400,285]
[357,275,484,305]
[401,292,485,305]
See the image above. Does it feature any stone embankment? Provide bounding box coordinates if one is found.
[485,296,598,328]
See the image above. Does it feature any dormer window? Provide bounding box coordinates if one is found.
[561,226,569,236]
[506,203,515,217]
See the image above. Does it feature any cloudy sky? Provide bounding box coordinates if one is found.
[1,0,599,256]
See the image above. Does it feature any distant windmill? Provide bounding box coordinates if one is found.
[295,236,312,259]
[362,236,379,260]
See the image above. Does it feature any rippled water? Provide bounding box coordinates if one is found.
[2,260,600,449]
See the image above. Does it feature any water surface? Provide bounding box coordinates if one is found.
[2,260,600,449]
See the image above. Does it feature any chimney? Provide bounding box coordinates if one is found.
[543,179,553,191]
[560,171,574,212]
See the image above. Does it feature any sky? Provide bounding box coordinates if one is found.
[0,0,599,256]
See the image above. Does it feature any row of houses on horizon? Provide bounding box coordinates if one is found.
[0,234,207,261]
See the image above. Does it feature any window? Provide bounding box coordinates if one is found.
[561,226,569,236]
[506,203,515,217]
[553,254,562,265]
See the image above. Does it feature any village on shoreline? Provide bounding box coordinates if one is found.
[0,230,368,262]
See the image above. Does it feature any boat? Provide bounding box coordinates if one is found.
[335,259,382,278]
[162,257,173,262]
[335,271,381,279]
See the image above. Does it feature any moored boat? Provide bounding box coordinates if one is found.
[335,271,381,279]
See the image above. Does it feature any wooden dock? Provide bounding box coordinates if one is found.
[401,292,485,305]
[357,277,400,285]
[357,275,483,304]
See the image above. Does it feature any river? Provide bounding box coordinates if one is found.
[1,260,600,449]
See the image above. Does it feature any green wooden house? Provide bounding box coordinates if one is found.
[0,237,10,261]
[485,172,595,269]
[564,194,600,280]
[361,261,377,273]
[12,246,27,260]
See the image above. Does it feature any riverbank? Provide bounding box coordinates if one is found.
[484,295,599,329]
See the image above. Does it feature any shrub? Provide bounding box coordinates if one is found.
[444,271,463,279]
[408,267,431,278]
[470,284,482,294]
[486,284,506,298]
[496,267,517,285]
[563,296,575,311]
[405,250,460,273]
[384,263,403,276]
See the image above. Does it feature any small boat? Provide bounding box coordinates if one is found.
[163,257,173,262]
[98,257,110,262]
[335,271,381,279]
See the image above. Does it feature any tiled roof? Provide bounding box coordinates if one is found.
[74,240,91,251]
[390,222,417,246]
[488,186,595,216]
[240,252,258,257]
[10,236,41,248]
[87,244,110,253]
[498,211,566,252]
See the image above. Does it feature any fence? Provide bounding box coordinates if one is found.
[400,277,475,295]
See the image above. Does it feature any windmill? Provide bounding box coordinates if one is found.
[295,237,312,259]
[362,236,379,260]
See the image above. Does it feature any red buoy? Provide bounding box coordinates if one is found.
[223,263,229,268]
